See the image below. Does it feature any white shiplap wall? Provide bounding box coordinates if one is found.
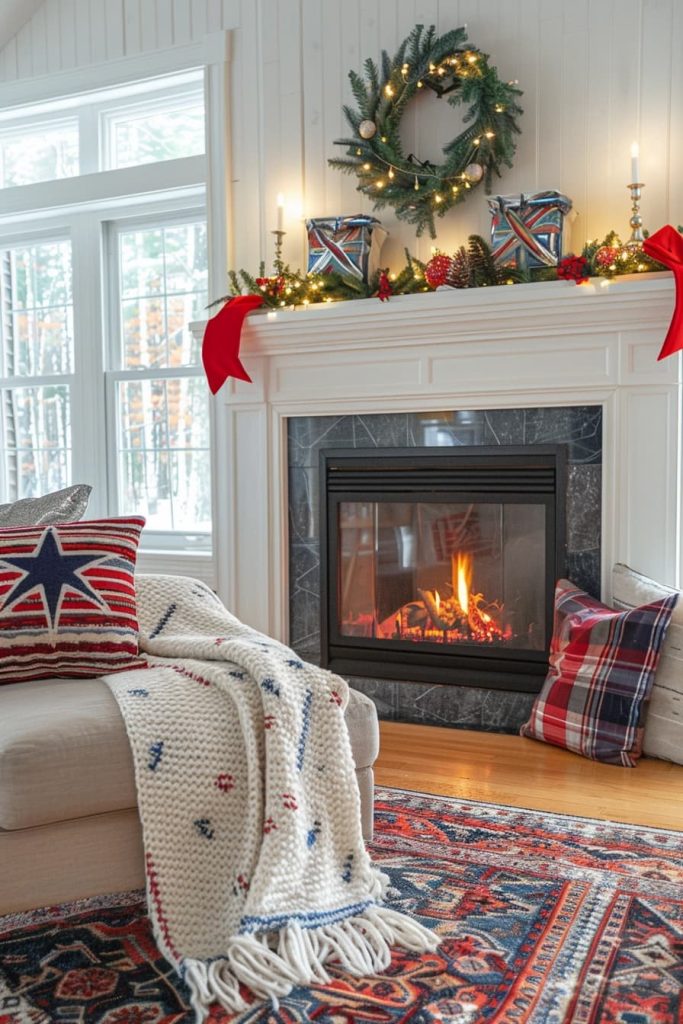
[0,0,681,275]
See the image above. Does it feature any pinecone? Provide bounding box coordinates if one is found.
[446,246,471,288]
[467,234,501,286]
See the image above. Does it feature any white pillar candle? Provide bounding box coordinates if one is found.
[630,142,640,184]
[276,193,285,232]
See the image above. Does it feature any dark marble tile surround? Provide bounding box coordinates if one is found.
[288,407,602,733]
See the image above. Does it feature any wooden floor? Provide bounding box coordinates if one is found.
[375,721,683,830]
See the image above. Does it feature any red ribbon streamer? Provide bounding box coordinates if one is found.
[201,295,264,394]
[642,225,683,360]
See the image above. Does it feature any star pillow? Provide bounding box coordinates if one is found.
[0,516,146,685]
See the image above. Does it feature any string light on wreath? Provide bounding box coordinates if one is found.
[329,25,523,237]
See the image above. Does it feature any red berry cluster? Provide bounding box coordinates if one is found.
[256,275,285,297]
[557,255,590,283]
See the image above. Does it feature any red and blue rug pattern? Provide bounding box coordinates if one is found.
[1,788,682,1023]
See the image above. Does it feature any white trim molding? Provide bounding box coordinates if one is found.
[194,274,682,639]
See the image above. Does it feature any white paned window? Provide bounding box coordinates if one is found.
[0,63,212,573]
[108,219,210,540]
[0,239,74,499]
[104,91,205,170]
[0,120,79,188]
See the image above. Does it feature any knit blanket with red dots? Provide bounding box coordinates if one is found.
[102,574,438,1022]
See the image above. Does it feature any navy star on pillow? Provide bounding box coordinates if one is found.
[0,528,106,630]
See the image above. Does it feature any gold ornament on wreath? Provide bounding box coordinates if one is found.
[329,24,523,238]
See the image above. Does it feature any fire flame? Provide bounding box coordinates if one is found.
[365,549,514,646]
[454,552,471,614]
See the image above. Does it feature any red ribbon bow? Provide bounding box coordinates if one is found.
[642,225,683,361]
[201,294,264,394]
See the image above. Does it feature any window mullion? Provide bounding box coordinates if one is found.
[78,106,99,176]
[69,212,108,517]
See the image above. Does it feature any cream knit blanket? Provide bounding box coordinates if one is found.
[103,575,438,1020]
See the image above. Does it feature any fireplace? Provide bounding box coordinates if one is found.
[320,446,567,692]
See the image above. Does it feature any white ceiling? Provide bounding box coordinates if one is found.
[0,0,44,53]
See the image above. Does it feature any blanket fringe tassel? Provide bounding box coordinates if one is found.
[183,905,439,1022]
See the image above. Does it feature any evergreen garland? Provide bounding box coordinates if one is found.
[329,24,523,238]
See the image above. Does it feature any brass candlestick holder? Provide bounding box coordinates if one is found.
[272,229,286,274]
[626,181,645,246]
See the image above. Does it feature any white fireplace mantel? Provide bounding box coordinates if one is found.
[194,274,682,641]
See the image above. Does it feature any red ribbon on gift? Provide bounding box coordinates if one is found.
[201,295,264,394]
[642,225,683,360]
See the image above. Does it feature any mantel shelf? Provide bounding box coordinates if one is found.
[192,273,675,357]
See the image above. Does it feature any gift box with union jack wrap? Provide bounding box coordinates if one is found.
[306,214,387,282]
[488,190,574,270]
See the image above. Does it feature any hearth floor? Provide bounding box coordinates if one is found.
[375,721,683,830]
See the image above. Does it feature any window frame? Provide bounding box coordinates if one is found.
[0,33,233,587]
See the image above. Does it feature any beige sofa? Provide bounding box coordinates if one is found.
[0,676,379,916]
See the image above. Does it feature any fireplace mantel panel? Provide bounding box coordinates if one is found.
[195,275,681,640]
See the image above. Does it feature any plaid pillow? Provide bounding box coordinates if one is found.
[0,516,146,685]
[520,579,678,766]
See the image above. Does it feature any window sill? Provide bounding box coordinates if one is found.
[136,548,215,588]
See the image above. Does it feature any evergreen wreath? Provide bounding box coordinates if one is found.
[329,24,523,238]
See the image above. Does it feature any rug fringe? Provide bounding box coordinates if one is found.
[183,905,439,1022]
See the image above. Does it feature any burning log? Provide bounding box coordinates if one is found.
[417,588,450,630]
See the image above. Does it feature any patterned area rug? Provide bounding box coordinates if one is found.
[1,788,682,1023]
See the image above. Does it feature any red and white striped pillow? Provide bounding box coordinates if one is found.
[0,516,146,685]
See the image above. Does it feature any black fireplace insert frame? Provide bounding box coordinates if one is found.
[319,446,567,692]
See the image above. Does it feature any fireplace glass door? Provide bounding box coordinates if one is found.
[320,447,566,691]
[338,501,546,651]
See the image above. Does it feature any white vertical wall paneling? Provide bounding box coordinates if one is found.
[190,0,208,39]
[584,0,612,243]
[123,0,142,55]
[15,23,33,78]
[536,4,563,201]
[259,0,284,265]
[639,0,673,236]
[0,0,682,274]
[74,0,92,67]
[104,1,126,60]
[58,0,77,69]
[228,0,263,275]
[301,0,325,227]
[271,0,305,269]
[89,0,108,65]
[2,37,18,80]
[320,0,344,216]
[155,0,174,50]
[338,0,363,219]
[30,4,48,75]
[669,0,683,227]
[222,0,239,26]
[45,1,63,72]
[140,1,158,52]
[207,0,223,33]
[559,1,588,244]
[607,0,641,239]
[172,0,192,43]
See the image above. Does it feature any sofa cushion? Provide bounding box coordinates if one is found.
[0,676,378,831]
